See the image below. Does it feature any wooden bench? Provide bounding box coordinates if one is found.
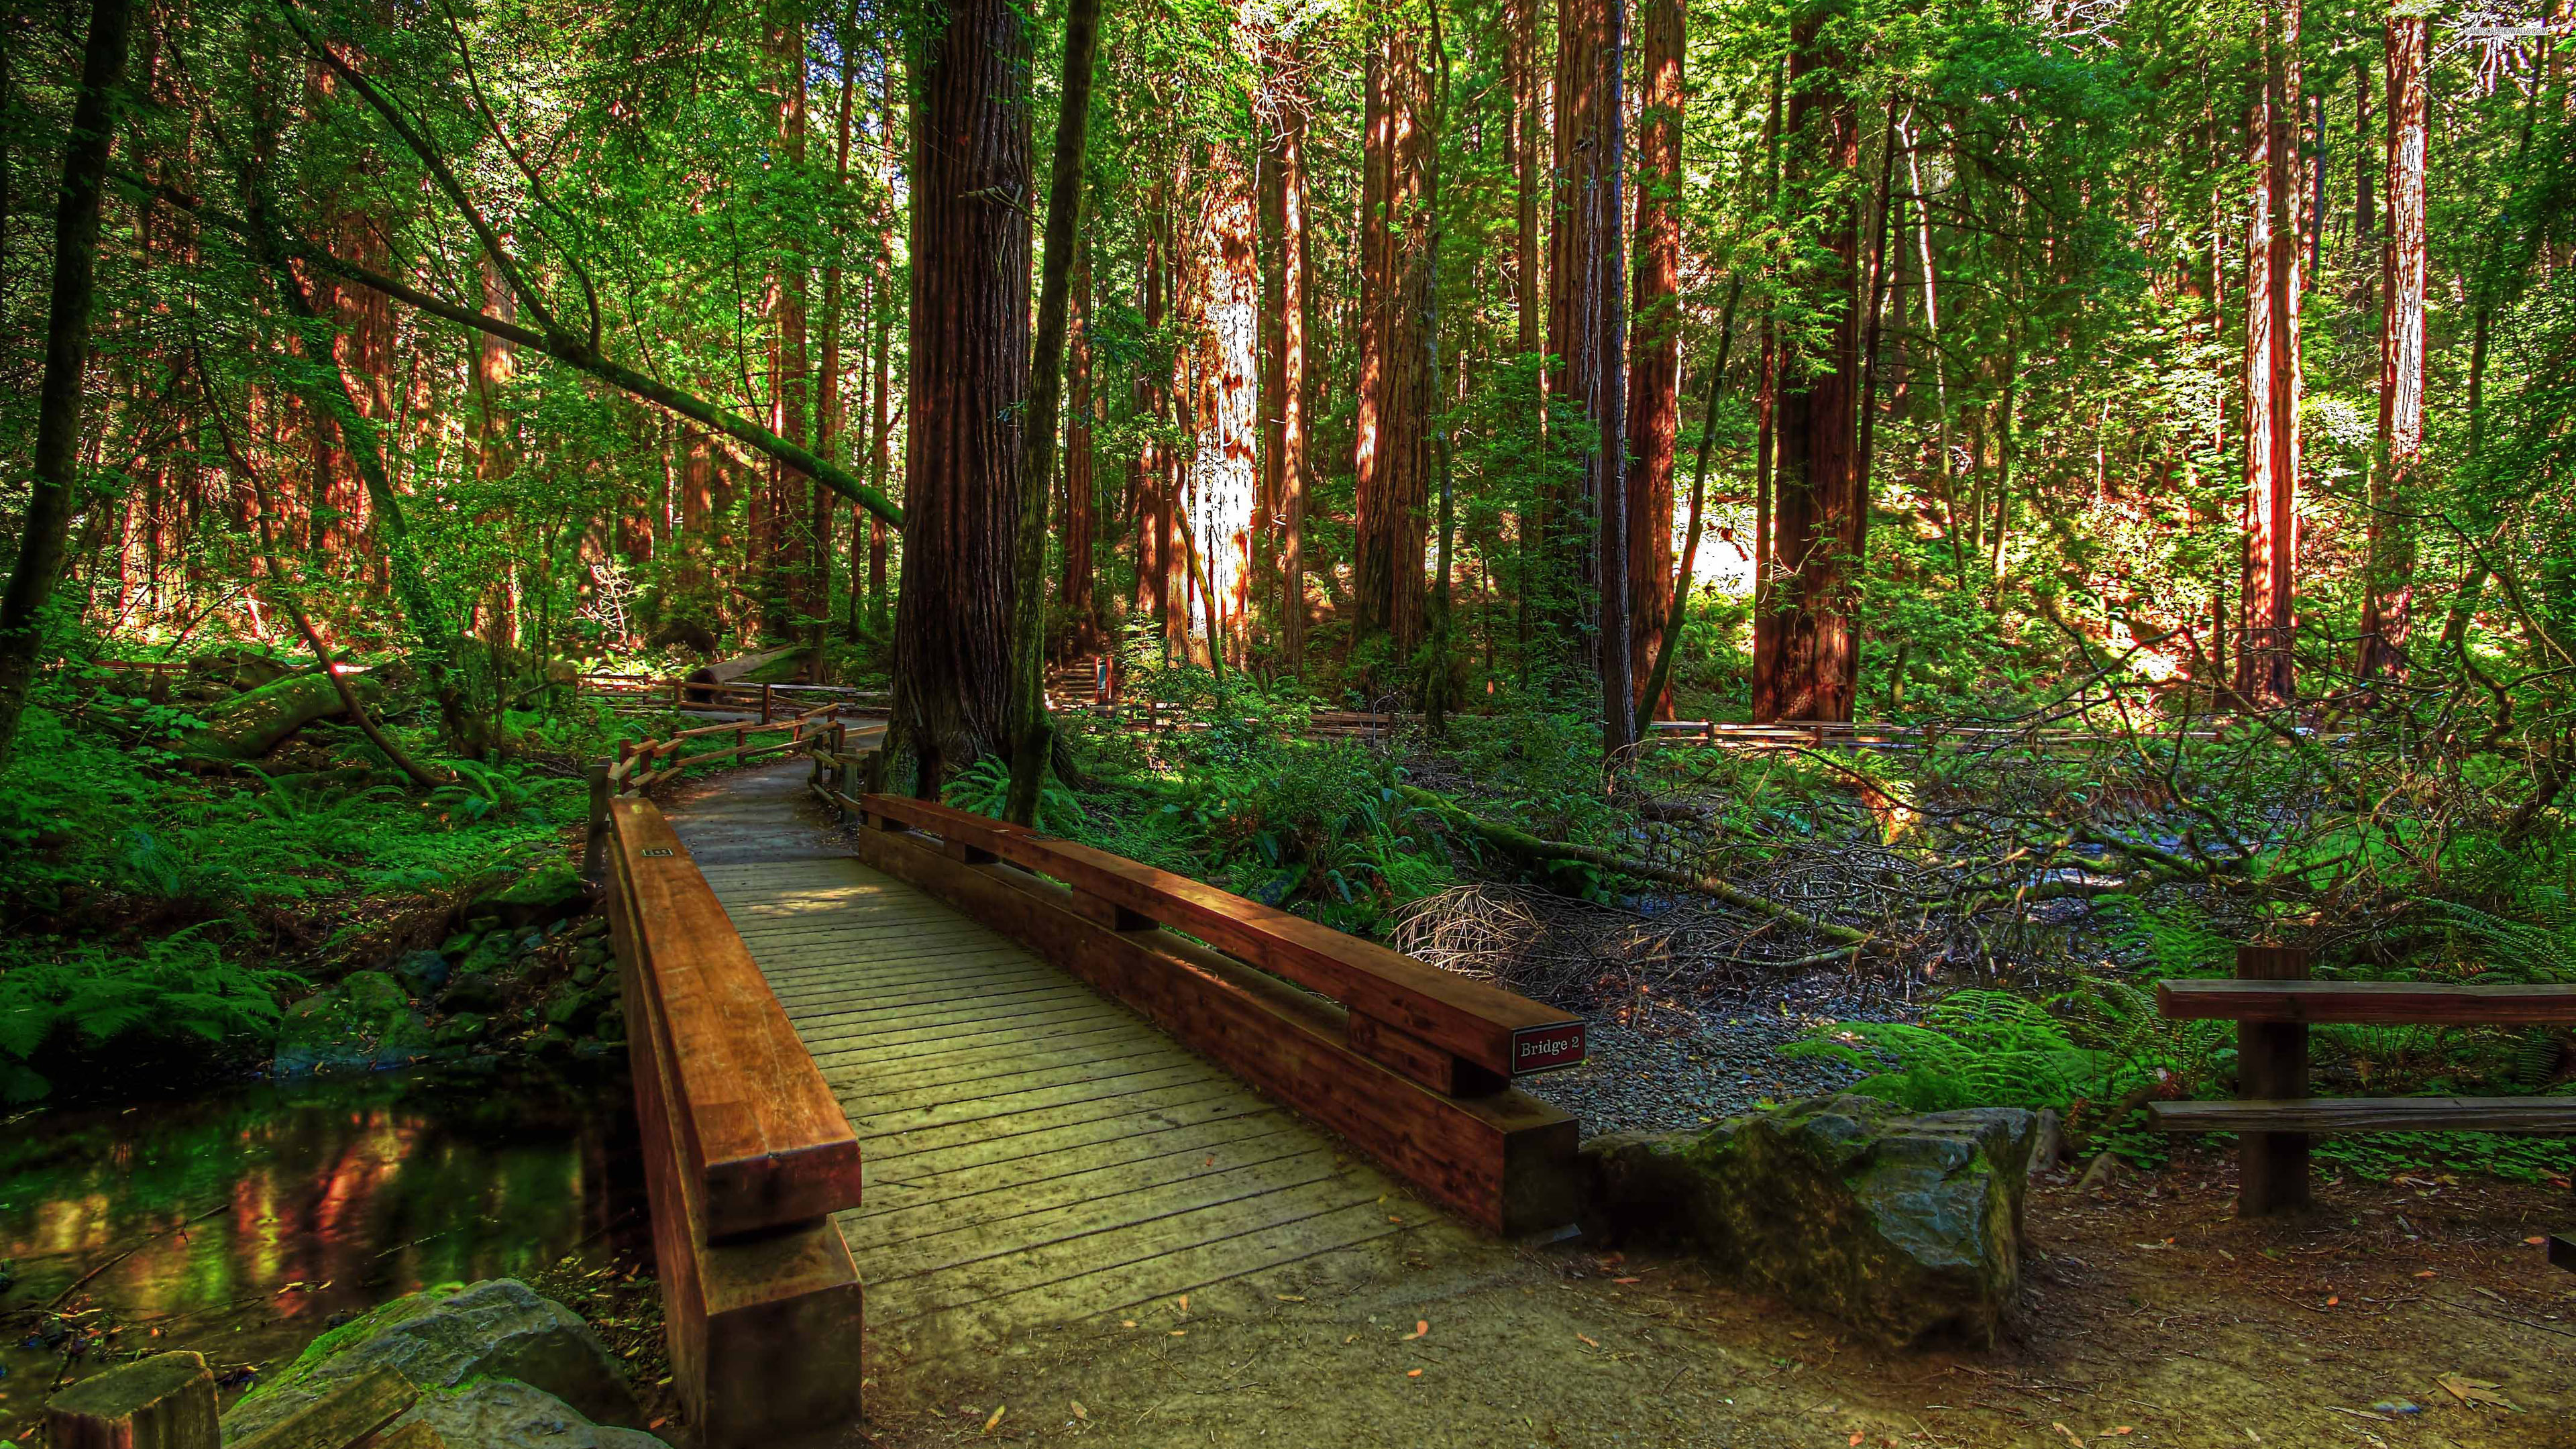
[804,751,1587,1237]
[2149,945,2576,1216]
[604,798,864,1446]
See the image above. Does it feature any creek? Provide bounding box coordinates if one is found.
[0,1064,638,1442]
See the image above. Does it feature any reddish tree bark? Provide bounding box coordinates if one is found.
[1061,246,1097,657]
[765,10,813,640]
[2237,0,2302,705]
[2357,11,2425,685]
[1752,8,1861,725]
[1625,0,1682,718]
[1548,0,1631,750]
[892,0,1030,790]
[1354,23,1432,661]
[1258,45,1313,674]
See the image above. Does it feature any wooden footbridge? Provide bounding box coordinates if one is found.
[586,712,1586,1446]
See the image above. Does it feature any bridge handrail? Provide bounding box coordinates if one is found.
[600,797,865,1442]
[847,788,1586,1084]
[603,798,864,1238]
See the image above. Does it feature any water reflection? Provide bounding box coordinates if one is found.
[0,1067,636,1440]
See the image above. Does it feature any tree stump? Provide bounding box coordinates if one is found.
[42,1351,219,1449]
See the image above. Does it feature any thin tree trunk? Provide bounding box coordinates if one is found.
[0,0,133,771]
[1002,0,1101,824]
[2357,11,2425,686]
[1624,0,1682,718]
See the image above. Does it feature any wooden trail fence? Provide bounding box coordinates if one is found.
[2150,945,2576,1228]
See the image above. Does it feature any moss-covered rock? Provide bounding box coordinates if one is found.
[484,865,593,930]
[274,971,434,1077]
[1582,1095,2035,1350]
[222,1279,642,1440]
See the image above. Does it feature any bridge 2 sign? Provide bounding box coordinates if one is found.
[1509,1022,1587,1077]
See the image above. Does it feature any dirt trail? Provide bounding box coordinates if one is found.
[820,1160,2573,1448]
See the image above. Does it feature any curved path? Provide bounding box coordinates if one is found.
[657,759,1465,1366]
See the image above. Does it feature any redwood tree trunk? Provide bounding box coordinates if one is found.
[1548,0,1631,752]
[2238,0,2302,706]
[766,11,813,641]
[1062,248,1097,657]
[2357,11,2424,685]
[1754,8,1861,725]
[1354,25,1432,663]
[1261,58,1312,676]
[893,0,1031,792]
[1625,0,1682,718]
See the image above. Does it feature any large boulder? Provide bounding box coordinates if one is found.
[391,1377,664,1449]
[220,1279,643,1443]
[1582,1094,2036,1350]
[273,971,433,1077]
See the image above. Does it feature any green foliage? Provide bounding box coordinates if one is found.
[0,928,305,1102]
[1786,990,2108,1115]
[427,759,556,826]
[2098,896,2233,979]
[942,756,1087,835]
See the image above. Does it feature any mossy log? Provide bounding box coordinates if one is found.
[178,671,382,761]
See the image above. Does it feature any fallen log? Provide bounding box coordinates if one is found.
[1395,786,1871,949]
[177,671,380,762]
[687,646,802,688]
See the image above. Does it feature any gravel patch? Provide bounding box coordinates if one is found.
[1521,971,1916,1135]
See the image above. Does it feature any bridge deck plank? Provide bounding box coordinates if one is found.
[692,850,1425,1349]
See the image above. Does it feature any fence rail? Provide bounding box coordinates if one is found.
[2150,945,2576,1222]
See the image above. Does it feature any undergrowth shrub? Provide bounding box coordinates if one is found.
[0,928,305,1102]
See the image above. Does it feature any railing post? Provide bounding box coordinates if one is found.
[614,740,636,797]
[585,761,612,881]
[735,724,748,759]
[2237,943,2314,1216]
[673,677,686,711]
[761,683,774,724]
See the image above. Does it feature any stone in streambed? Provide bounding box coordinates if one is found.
[272,971,433,1077]
[219,1279,642,1442]
[1582,1093,2035,1350]
[390,949,450,997]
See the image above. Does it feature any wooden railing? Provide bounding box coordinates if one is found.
[602,796,864,1446]
[801,741,1587,1236]
[2149,945,2576,1217]
[579,672,890,716]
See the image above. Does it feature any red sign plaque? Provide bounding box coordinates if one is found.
[1510,1021,1586,1076]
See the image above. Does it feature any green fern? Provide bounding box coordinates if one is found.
[942,756,1087,835]
[2420,900,2576,983]
[0,928,306,1102]
[2099,896,2233,978]
[1786,990,2108,1113]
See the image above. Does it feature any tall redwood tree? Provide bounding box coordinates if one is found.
[892,0,1031,792]
[1548,0,1631,753]
[1625,0,1683,718]
[1753,4,1862,724]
